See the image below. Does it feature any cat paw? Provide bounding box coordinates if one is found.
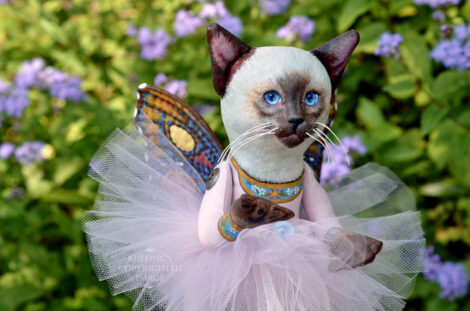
[328,231,383,271]
[229,194,295,229]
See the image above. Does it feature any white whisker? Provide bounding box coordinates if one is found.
[306,132,330,163]
[315,122,351,166]
[217,122,272,163]
[221,124,273,162]
[228,128,277,160]
[311,128,335,164]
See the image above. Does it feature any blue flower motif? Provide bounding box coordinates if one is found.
[274,221,294,237]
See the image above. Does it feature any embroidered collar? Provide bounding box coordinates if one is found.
[230,158,304,203]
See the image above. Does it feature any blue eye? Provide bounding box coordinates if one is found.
[263,91,281,105]
[304,92,318,106]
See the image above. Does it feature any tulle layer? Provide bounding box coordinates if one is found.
[83,122,425,311]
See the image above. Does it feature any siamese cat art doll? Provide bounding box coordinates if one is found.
[84,23,425,311]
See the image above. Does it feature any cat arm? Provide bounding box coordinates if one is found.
[302,162,383,268]
[198,161,233,249]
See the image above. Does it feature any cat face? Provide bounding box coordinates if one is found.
[207,23,359,151]
[224,46,331,148]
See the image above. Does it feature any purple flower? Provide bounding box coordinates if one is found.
[424,246,468,301]
[0,142,15,159]
[374,32,403,58]
[414,0,460,8]
[127,23,138,37]
[320,135,367,186]
[218,14,243,35]
[0,79,8,93]
[276,16,315,43]
[199,1,243,35]
[165,80,187,98]
[49,77,87,103]
[259,0,291,15]
[14,141,46,166]
[174,10,204,38]
[9,186,24,199]
[199,1,228,19]
[0,0,9,4]
[431,24,470,71]
[14,58,45,89]
[137,27,174,61]
[342,135,367,154]
[0,87,30,118]
[154,73,168,87]
[432,10,446,22]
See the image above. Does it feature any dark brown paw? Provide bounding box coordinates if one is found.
[329,231,383,270]
[229,194,295,229]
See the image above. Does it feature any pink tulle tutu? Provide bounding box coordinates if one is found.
[83,121,425,311]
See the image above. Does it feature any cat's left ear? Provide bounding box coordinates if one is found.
[207,23,252,97]
[311,30,360,92]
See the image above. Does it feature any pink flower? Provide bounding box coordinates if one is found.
[268,189,281,199]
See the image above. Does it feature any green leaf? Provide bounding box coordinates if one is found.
[383,78,416,99]
[187,78,219,101]
[378,129,424,164]
[355,22,387,54]
[53,157,85,186]
[419,179,466,197]
[400,29,432,87]
[337,0,371,32]
[38,19,68,45]
[22,165,53,198]
[428,110,470,186]
[421,105,446,136]
[42,189,93,205]
[431,70,470,103]
[357,97,385,128]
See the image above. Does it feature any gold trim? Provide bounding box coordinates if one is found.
[218,215,236,241]
[230,158,304,203]
[228,213,243,231]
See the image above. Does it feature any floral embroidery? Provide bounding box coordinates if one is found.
[231,158,304,203]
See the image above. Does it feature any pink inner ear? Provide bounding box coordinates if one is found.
[211,35,237,69]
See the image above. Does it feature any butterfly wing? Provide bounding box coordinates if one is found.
[303,99,337,179]
[135,85,223,184]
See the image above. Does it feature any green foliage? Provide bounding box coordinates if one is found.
[1,0,469,310]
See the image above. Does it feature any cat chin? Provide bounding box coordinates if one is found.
[278,133,305,148]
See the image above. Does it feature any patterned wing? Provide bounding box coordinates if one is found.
[135,84,223,183]
[303,97,338,179]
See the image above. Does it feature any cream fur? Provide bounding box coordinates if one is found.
[221,47,332,182]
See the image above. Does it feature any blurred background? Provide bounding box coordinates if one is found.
[0,0,469,310]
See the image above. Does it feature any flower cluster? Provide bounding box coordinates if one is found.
[259,0,291,16]
[198,1,242,35]
[320,135,367,186]
[0,141,46,166]
[153,73,188,99]
[0,58,87,120]
[129,27,174,61]
[414,0,460,8]
[374,32,404,58]
[431,23,470,71]
[424,246,468,300]
[276,16,315,43]
[174,10,205,38]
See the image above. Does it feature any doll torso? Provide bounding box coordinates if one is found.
[228,158,304,217]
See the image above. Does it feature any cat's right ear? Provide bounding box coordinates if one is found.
[207,23,252,97]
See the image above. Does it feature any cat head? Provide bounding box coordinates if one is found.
[207,23,359,163]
